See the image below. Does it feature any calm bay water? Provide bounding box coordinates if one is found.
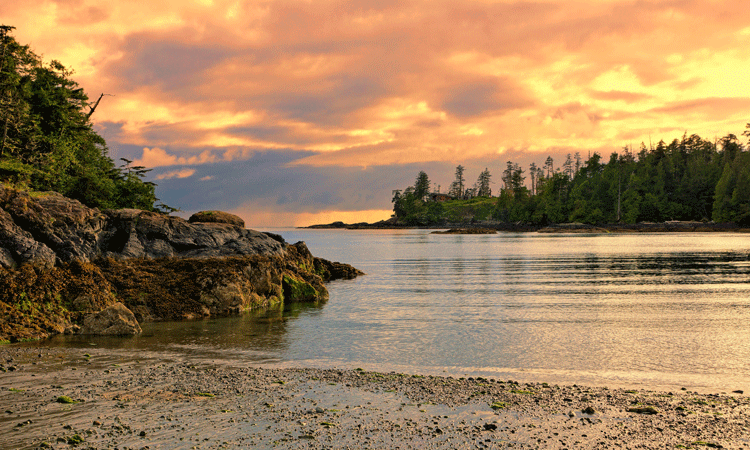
[46,230,750,391]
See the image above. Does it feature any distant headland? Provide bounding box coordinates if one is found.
[306,219,750,233]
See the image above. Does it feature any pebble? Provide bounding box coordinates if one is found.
[0,346,747,450]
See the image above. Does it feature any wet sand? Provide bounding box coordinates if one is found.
[1,346,749,449]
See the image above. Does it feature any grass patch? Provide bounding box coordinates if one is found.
[511,389,534,395]
[196,393,215,398]
[56,395,77,404]
[690,441,723,448]
[66,434,84,445]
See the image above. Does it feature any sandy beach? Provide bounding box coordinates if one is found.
[1,346,748,449]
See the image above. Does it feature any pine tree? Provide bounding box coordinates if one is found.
[414,171,430,199]
[449,165,465,198]
[476,168,492,197]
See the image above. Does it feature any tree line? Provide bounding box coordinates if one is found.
[0,26,167,211]
[393,124,750,225]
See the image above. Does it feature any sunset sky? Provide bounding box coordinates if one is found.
[4,0,750,227]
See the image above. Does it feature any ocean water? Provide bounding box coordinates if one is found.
[45,230,750,392]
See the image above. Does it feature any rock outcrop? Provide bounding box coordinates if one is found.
[81,302,142,335]
[0,187,285,268]
[0,185,363,342]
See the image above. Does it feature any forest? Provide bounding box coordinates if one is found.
[392,125,750,226]
[0,26,163,211]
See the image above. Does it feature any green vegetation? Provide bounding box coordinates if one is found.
[66,434,84,445]
[510,389,534,395]
[393,126,750,225]
[282,275,319,302]
[56,395,76,404]
[0,26,168,211]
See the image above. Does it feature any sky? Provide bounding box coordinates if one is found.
[4,0,750,227]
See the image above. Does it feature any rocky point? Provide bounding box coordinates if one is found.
[0,184,362,342]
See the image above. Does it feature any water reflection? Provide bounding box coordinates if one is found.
[43,301,326,364]
[34,231,750,391]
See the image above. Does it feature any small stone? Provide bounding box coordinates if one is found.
[627,406,658,415]
[139,431,147,437]
[732,390,744,394]
[483,423,498,431]
[93,421,101,426]
[315,407,325,413]
[582,406,596,415]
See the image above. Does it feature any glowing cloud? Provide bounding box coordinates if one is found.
[155,168,196,180]
[6,0,750,224]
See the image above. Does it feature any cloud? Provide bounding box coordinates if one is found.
[155,168,196,180]
[590,90,653,103]
[7,0,750,225]
[133,147,219,168]
[649,97,750,117]
[441,78,533,118]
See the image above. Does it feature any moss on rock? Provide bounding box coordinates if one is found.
[282,275,321,303]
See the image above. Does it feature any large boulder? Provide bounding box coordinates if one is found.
[189,211,245,228]
[81,302,142,335]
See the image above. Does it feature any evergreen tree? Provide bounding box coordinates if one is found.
[476,168,492,197]
[449,165,465,198]
[563,154,574,180]
[393,124,750,226]
[414,171,430,199]
[0,26,163,211]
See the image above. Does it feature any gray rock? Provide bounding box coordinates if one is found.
[0,207,57,268]
[0,185,285,268]
[81,303,142,335]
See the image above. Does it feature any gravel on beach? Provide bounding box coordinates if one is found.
[1,346,749,449]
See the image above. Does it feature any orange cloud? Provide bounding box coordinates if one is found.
[6,0,750,222]
[134,147,218,168]
[154,168,196,180]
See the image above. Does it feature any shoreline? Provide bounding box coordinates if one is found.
[2,346,748,449]
[304,220,750,233]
